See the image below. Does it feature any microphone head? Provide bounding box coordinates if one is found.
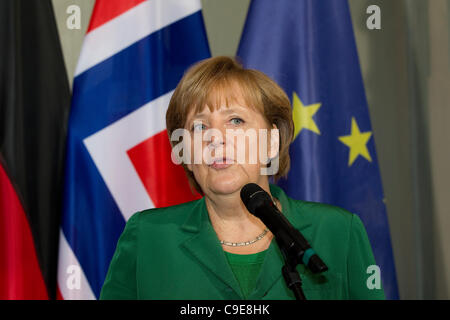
[240,183,272,215]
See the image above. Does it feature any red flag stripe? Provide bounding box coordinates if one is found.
[0,163,48,299]
[127,130,202,208]
[87,0,147,32]
[56,285,64,300]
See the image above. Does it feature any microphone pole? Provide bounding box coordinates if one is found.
[270,200,309,301]
[281,253,307,300]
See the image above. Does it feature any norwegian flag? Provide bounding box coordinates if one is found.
[57,0,209,299]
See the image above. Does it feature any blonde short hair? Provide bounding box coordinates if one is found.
[166,56,294,194]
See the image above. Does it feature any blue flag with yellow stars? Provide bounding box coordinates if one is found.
[238,0,399,299]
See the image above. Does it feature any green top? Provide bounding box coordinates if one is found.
[224,250,268,299]
[100,184,386,300]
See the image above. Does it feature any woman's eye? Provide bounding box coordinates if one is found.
[192,123,206,132]
[230,117,244,126]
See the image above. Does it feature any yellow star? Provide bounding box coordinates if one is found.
[338,117,373,166]
[292,92,321,139]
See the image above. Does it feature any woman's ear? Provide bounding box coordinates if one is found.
[269,123,280,160]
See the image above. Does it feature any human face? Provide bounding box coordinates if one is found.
[183,98,279,197]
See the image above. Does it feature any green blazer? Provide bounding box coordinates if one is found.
[100,184,385,300]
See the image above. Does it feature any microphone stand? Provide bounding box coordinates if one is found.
[275,229,328,300]
[277,239,307,300]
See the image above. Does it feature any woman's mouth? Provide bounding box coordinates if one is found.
[209,157,234,169]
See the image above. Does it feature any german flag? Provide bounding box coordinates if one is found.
[0,0,71,299]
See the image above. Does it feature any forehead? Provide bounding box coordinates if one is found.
[188,104,249,120]
[186,80,262,119]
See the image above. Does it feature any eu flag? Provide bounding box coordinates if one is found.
[238,0,399,299]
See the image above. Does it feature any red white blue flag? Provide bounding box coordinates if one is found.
[57,0,209,299]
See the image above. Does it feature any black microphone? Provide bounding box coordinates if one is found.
[240,183,328,274]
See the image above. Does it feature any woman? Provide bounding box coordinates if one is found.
[100,56,385,300]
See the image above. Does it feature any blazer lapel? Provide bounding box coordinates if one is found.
[180,198,243,298]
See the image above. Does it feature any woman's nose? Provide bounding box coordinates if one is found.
[206,128,225,148]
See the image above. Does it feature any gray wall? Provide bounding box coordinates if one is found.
[52,0,450,299]
[350,0,450,299]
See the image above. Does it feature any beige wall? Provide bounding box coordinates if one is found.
[349,0,418,299]
[52,0,450,299]
[425,0,450,299]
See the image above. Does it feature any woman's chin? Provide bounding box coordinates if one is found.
[206,171,246,195]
